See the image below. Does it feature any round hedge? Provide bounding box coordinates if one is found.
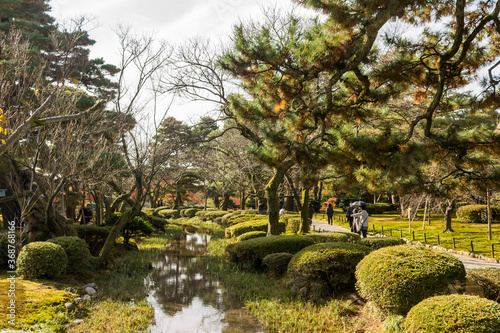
[287,242,372,300]
[225,220,286,238]
[355,245,466,315]
[47,236,90,274]
[357,237,406,249]
[307,232,349,244]
[147,215,168,231]
[456,204,500,223]
[17,241,68,278]
[405,294,500,333]
[467,268,500,302]
[263,252,293,277]
[184,208,200,218]
[225,235,315,270]
[237,231,267,242]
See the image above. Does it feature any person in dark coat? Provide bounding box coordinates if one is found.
[326,203,334,225]
[346,204,358,232]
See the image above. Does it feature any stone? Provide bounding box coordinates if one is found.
[64,287,77,293]
[83,294,92,301]
[65,302,76,312]
[85,287,96,295]
[83,283,97,290]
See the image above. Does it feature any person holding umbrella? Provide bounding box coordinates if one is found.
[346,203,358,232]
[352,203,369,238]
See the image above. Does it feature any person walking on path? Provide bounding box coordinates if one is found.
[346,204,357,232]
[352,205,369,238]
[326,203,334,225]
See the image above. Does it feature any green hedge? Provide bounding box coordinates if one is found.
[146,215,168,231]
[225,235,314,270]
[456,205,500,223]
[357,237,406,249]
[467,268,500,302]
[184,208,199,218]
[335,231,361,243]
[287,242,372,299]
[221,210,243,224]
[17,242,68,278]
[225,220,285,238]
[306,232,349,244]
[237,231,267,242]
[355,245,466,315]
[241,209,257,215]
[156,209,180,219]
[47,236,91,274]
[365,203,396,214]
[405,295,500,333]
[73,225,111,256]
[263,252,293,278]
[226,213,265,226]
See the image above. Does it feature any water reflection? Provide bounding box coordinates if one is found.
[146,234,264,333]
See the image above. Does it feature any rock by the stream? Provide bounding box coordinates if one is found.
[85,287,96,296]
[65,302,76,312]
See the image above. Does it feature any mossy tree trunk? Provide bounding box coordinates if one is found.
[299,187,311,234]
[443,199,455,232]
[266,161,294,235]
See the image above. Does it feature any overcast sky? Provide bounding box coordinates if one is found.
[50,0,292,123]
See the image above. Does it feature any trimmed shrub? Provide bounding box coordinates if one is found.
[184,208,199,218]
[405,294,500,333]
[141,208,155,216]
[358,237,406,249]
[156,209,180,219]
[365,203,396,214]
[467,268,500,302]
[17,241,68,278]
[225,220,286,238]
[205,210,230,221]
[226,213,265,226]
[456,204,500,223]
[47,236,90,274]
[286,217,301,234]
[237,231,267,242]
[221,210,243,224]
[147,215,168,231]
[179,209,187,217]
[356,245,466,315]
[263,252,293,278]
[122,216,154,243]
[335,231,361,243]
[73,225,111,256]
[195,210,208,219]
[307,232,349,244]
[288,242,372,299]
[225,235,315,270]
[241,209,257,215]
[105,212,122,225]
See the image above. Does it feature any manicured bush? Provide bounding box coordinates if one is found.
[225,235,315,270]
[241,209,257,215]
[141,208,155,216]
[287,242,372,299]
[467,268,500,302]
[205,210,230,222]
[358,237,406,249]
[122,216,154,243]
[307,232,349,244]
[221,210,243,224]
[285,217,301,234]
[195,210,208,219]
[355,245,466,315]
[73,225,112,256]
[456,204,500,223]
[47,236,91,274]
[146,215,168,231]
[405,294,500,333]
[184,208,199,218]
[335,231,361,243]
[225,220,286,238]
[156,209,180,219]
[237,231,267,242]
[263,252,293,277]
[365,203,396,214]
[105,212,122,225]
[17,241,68,278]
[226,213,266,226]
[179,209,187,217]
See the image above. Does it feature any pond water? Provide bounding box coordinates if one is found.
[146,234,264,333]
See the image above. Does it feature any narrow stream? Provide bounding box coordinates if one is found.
[146,234,264,333]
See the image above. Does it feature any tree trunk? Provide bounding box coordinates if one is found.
[221,192,230,211]
[443,199,456,232]
[285,174,301,212]
[240,190,246,210]
[299,187,311,234]
[266,161,294,235]
[312,184,319,200]
[318,181,323,203]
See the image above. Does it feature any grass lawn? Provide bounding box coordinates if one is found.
[316,211,500,259]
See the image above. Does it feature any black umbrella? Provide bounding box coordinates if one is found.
[352,201,366,206]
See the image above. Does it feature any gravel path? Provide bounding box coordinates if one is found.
[310,219,500,270]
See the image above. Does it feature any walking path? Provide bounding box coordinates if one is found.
[310,219,500,270]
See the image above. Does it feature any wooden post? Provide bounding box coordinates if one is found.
[437,235,440,245]
[471,241,474,252]
[400,230,403,238]
[487,189,492,241]
[381,226,384,235]
[373,224,375,232]
[390,229,392,237]
[453,237,456,249]
[412,231,415,241]
[492,244,495,258]
[424,233,426,243]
